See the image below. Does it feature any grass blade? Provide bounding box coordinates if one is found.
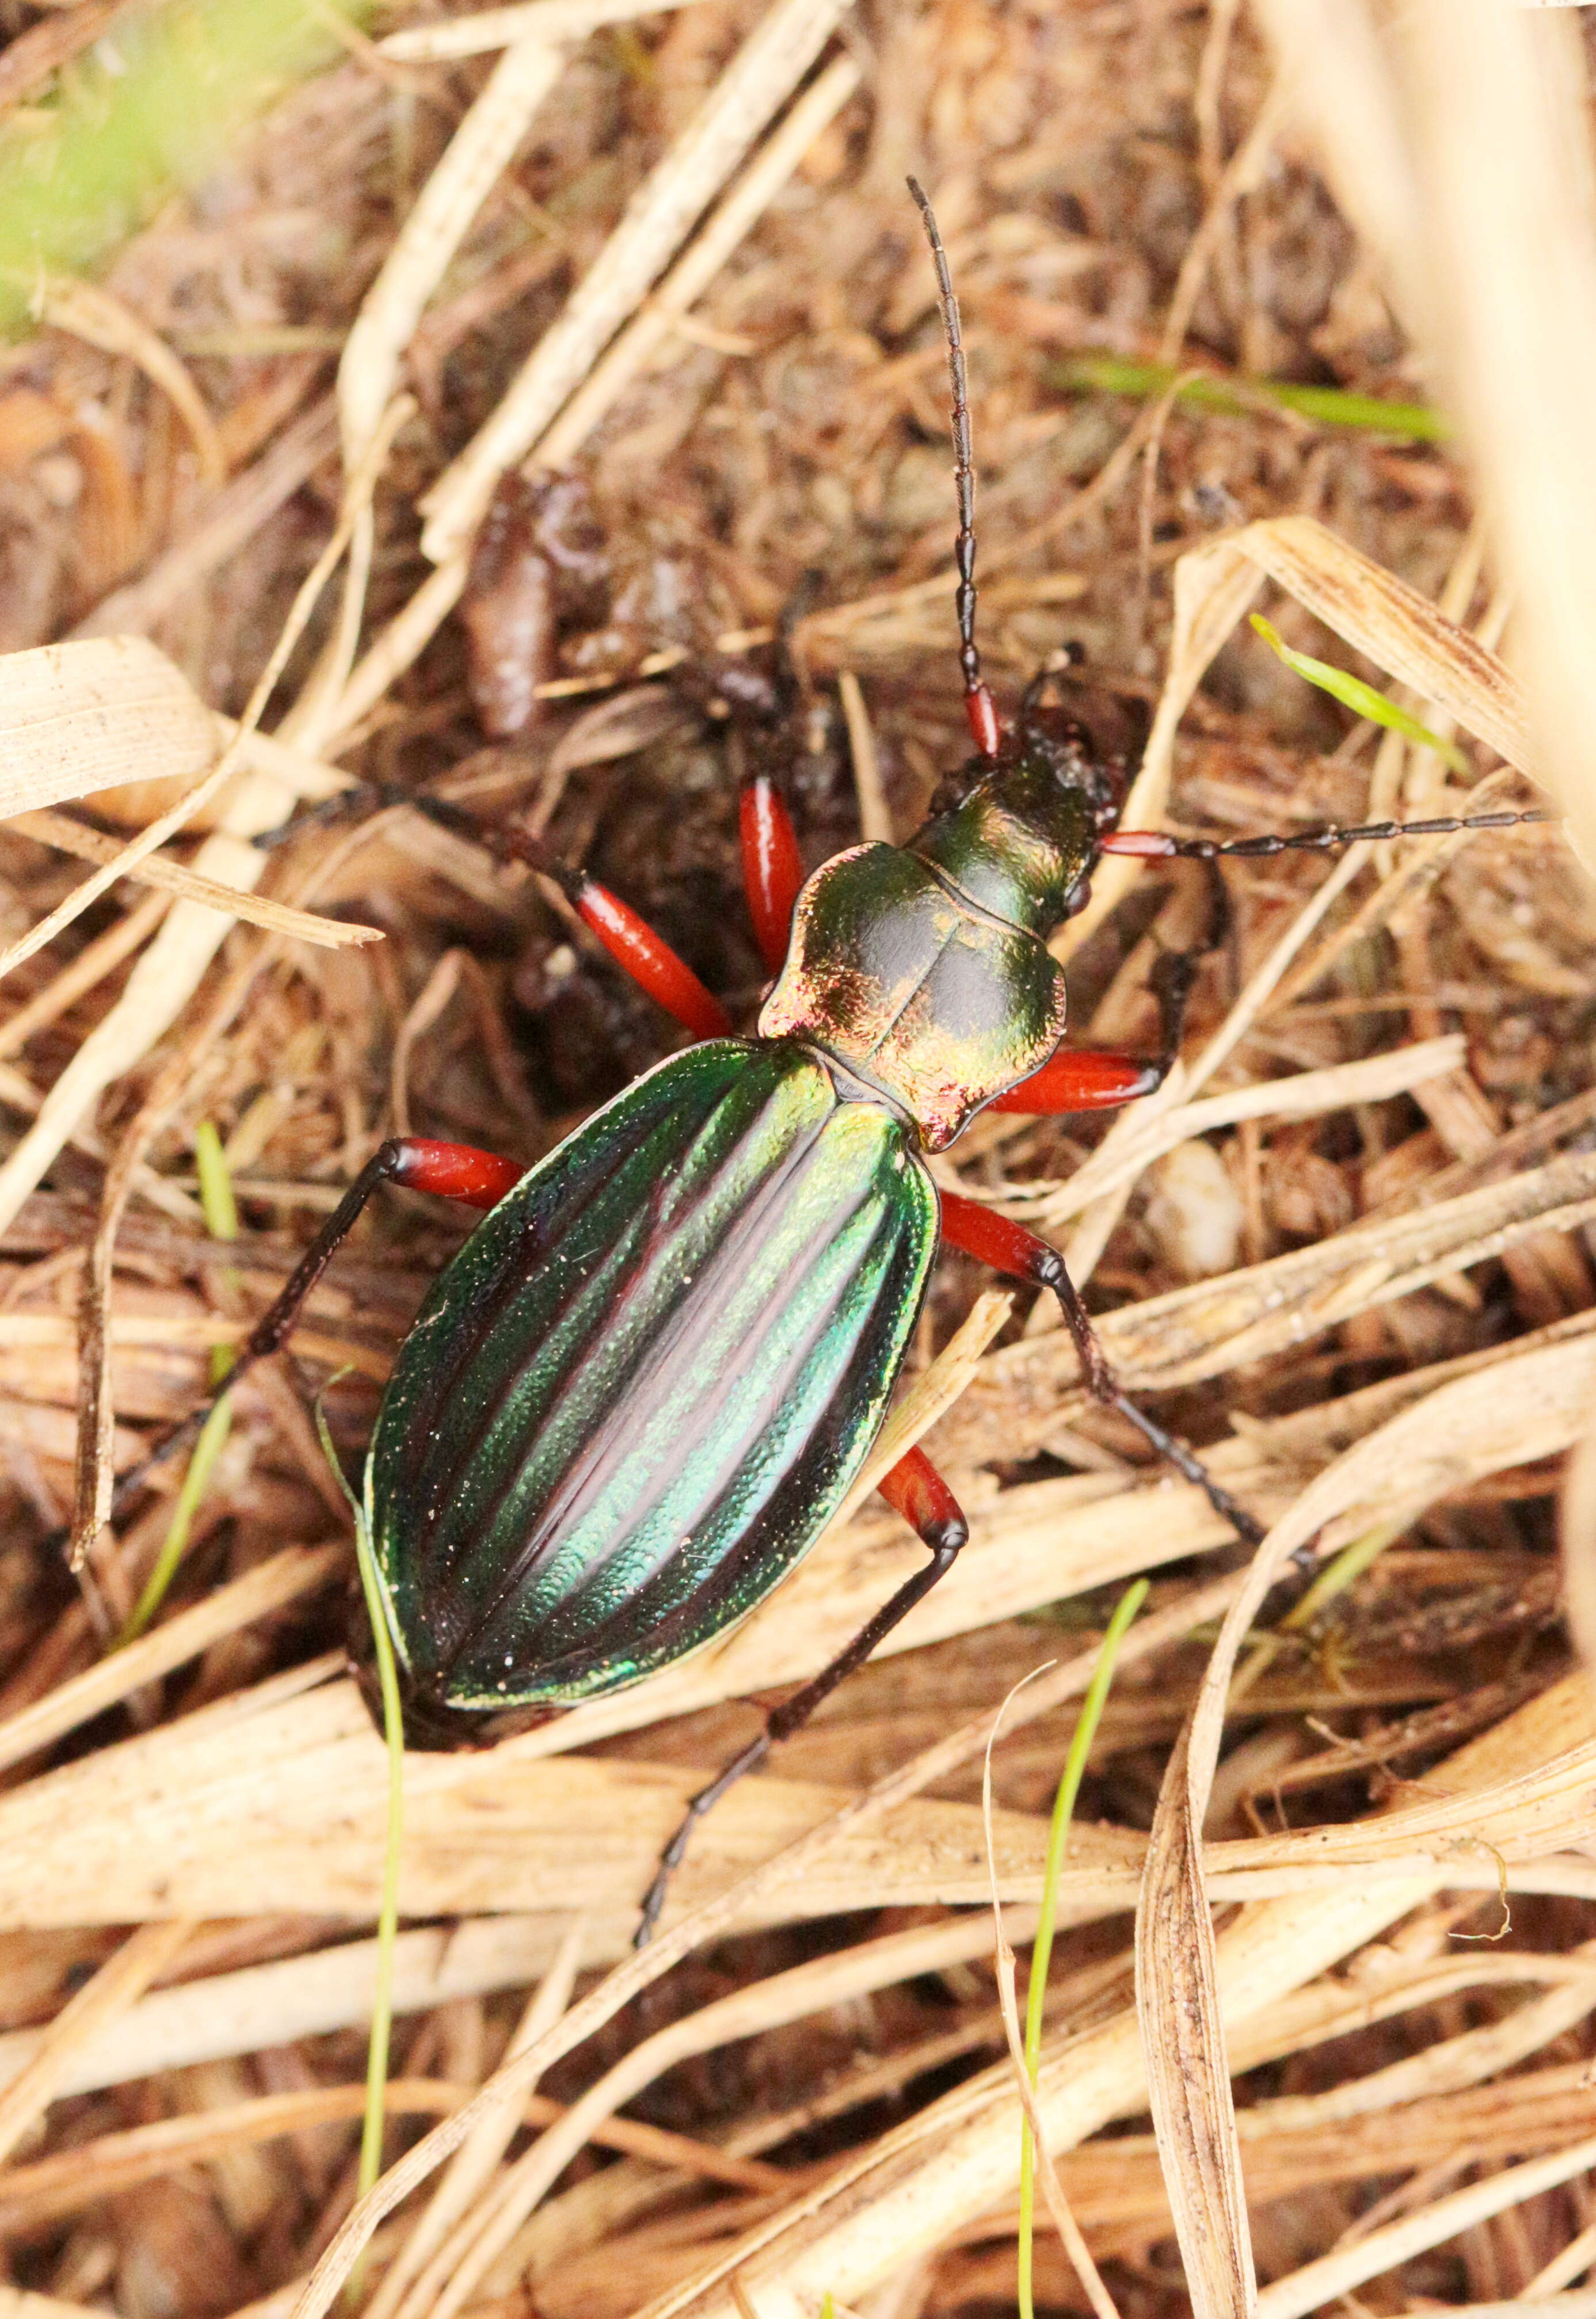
[1250,612,1469,773]
[1018,1579,1149,2319]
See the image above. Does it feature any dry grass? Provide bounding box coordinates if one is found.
[0,3,1594,2317]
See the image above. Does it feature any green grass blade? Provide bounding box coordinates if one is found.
[0,0,370,337]
[118,1397,231,1646]
[312,1402,403,2239]
[1047,354,1448,443]
[1249,614,1469,775]
[194,1120,241,1245]
[1017,1579,1148,2319]
[116,1122,239,1647]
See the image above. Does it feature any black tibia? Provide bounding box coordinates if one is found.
[102,1141,426,1528]
[1042,1254,1263,1549]
[266,776,585,903]
[1051,1262,1262,1542]
[1142,854,1229,1082]
[633,1452,972,1948]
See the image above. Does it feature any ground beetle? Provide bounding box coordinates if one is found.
[117,185,1550,1939]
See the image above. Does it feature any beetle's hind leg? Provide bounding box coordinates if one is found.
[633,1445,969,1947]
[938,1194,1263,1548]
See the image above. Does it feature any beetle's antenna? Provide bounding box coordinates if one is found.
[1100,805,1555,859]
[908,176,1000,760]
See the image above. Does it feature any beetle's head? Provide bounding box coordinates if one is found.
[911,678,1136,936]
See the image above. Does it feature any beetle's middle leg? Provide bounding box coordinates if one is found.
[634,1443,969,1946]
[938,1193,1262,1547]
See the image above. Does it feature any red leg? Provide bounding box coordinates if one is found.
[739,775,805,975]
[987,1048,1162,1115]
[108,1137,524,1525]
[993,863,1227,1118]
[876,1442,967,1546]
[635,1442,969,1943]
[938,1193,1262,1544]
[394,1138,526,1209]
[574,882,731,1041]
[341,786,733,1044]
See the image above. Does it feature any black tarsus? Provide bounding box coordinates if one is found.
[634,1476,972,1947]
[907,176,996,754]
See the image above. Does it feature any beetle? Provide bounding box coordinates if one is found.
[113,183,1550,1940]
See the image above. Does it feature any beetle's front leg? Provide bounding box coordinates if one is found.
[985,1047,1163,1115]
[634,1444,969,1946]
[991,863,1228,1117]
[106,1137,525,1528]
[938,1194,1263,1547]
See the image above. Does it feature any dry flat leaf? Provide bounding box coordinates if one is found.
[0,638,217,822]
[1135,1328,1596,2319]
[630,1336,1596,2319]
[1136,1714,1256,2319]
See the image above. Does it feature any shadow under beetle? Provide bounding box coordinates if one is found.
[117,184,1551,1941]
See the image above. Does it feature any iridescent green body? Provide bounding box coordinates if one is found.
[367,1041,936,1715]
[365,733,1103,1725]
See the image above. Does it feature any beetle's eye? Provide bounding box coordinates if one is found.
[1064,877,1092,917]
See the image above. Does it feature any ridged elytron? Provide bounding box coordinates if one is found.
[125,184,1549,1939]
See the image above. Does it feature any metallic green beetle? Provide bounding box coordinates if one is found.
[367,726,1115,1728]
[112,185,1545,1937]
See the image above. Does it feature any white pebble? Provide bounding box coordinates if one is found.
[1144,1141,1244,1280]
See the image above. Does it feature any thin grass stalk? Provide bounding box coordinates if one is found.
[119,1124,240,1644]
[314,1402,404,2219]
[1018,1579,1148,2319]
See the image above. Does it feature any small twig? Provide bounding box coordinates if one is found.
[380,0,719,60]
[839,668,892,841]
[11,810,379,950]
[419,0,858,561]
